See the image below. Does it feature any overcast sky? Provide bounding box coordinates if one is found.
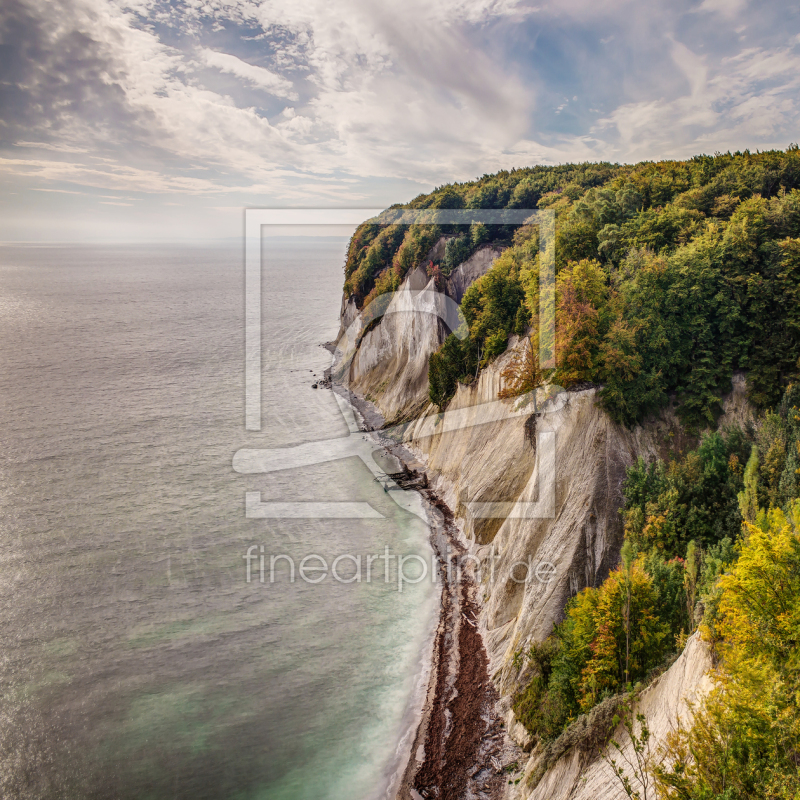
[2,0,800,241]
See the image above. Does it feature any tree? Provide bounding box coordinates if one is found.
[442,235,470,274]
[577,558,669,711]
[555,258,609,387]
[347,150,800,425]
[471,221,489,246]
[622,540,634,686]
[622,431,747,558]
[498,335,543,399]
[684,540,699,633]
[429,334,469,408]
[738,445,760,523]
[655,502,800,800]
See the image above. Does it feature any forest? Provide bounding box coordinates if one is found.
[344,147,800,428]
[512,387,800,799]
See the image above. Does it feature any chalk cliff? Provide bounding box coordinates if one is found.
[337,243,504,423]
[335,250,735,799]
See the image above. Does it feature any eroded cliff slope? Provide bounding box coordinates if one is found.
[335,256,725,800]
[337,242,504,423]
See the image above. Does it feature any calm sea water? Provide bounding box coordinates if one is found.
[0,242,438,800]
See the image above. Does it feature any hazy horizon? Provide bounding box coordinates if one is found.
[2,0,800,242]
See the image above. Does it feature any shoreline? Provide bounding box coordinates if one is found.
[324,354,522,799]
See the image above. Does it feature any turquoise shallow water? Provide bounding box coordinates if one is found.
[0,241,438,799]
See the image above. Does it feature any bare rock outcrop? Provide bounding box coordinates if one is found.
[336,246,503,423]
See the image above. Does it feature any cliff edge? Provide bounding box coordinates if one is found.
[333,252,731,799]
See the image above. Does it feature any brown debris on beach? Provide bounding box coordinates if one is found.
[396,491,521,800]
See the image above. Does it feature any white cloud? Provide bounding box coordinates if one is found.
[695,0,749,17]
[29,187,86,194]
[0,0,545,195]
[0,156,240,194]
[594,42,800,161]
[2,0,799,224]
[14,141,89,153]
[199,48,298,99]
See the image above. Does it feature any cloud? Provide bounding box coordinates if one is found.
[0,0,545,194]
[593,41,800,160]
[0,156,237,194]
[0,0,799,228]
[14,141,89,153]
[199,48,298,99]
[29,186,85,194]
[694,0,749,17]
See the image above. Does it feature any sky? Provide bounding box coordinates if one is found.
[1,0,800,241]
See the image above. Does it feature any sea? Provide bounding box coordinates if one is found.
[0,240,439,800]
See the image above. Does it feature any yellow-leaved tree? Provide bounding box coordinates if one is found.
[655,501,800,799]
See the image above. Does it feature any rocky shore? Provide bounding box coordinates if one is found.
[323,357,523,798]
[396,486,523,800]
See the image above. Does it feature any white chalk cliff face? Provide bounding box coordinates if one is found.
[337,248,731,799]
[445,245,505,304]
[345,264,445,423]
[336,243,504,423]
[402,356,666,713]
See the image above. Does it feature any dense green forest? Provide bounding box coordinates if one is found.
[343,147,800,798]
[343,147,800,428]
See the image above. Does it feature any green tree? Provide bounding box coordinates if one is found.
[684,540,699,633]
[622,431,747,558]
[471,221,489,246]
[738,445,760,523]
[442,235,471,274]
[655,503,800,800]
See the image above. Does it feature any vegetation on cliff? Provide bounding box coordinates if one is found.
[343,147,800,426]
[342,150,800,796]
[649,387,800,800]
[511,384,800,799]
[655,501,800,800]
